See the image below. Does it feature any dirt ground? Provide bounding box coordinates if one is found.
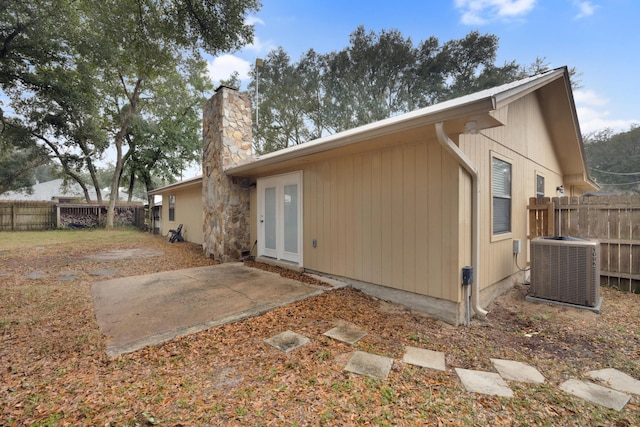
[1,229,639,426]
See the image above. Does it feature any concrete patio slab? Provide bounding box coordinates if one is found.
[92,262,324,357]
[491,358,545,384]
[559,379,630,411]
[264,330,310,353]
[403,346,446,371]
[323,322,367,345]
[587,368,640,396]
[455,368,514,398]
[344,351,393,379]
[304,273,349,289]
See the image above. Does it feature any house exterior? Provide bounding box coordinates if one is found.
[148,175,203,244]
[166,67,596,325]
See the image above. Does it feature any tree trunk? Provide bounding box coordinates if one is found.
[127,169,135,202]
[65,170,92,203]
[105,77,142,228]
[79,140,103,204]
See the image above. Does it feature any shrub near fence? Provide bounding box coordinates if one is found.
[0,201,56,231]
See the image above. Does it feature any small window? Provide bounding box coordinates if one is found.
[536,175,545,198]
[492,157,511,235]
[169,194,176,221]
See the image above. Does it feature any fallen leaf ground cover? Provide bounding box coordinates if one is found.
[1,229,639,426]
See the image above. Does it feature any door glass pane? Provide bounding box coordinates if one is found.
[284,184,298,253]
[265,187,276,250]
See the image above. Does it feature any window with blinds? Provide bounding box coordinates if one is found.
[536,174,545,198]
[492,157,511,234]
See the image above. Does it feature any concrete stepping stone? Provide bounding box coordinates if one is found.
[491,358,545,384]
[559,379,630,411]
[403,346,446,371]
[85,248,163,261]
[587,368,640,396]
[455,368,514,398]
[56,270,83,281]
[25,271,48,280]
[264,330,309,353]
[323,322,367,345]
[344,350,393,379]
[90,269,119,277]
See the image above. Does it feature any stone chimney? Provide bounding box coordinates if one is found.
[202,86,253,261]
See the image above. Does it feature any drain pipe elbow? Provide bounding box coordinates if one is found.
[435,122,489,320]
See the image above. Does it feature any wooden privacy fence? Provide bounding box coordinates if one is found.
[0,201,57,231]
[0,201,146,231]
[528,195,640,292]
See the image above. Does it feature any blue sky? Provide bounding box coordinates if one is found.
[207,0,640,135]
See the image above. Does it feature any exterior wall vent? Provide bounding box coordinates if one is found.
[528,236,602,312]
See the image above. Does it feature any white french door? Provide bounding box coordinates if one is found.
[257,171,303,265]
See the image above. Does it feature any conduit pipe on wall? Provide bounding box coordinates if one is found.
[435,122,489,321]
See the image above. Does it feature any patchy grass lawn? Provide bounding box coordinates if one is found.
[1,229,639,426]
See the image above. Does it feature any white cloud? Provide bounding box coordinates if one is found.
[573,89,608,107]
[242,16,274,52]
[245,15,265,26]
[207,54,252,84]
[245,35,274,53]
[574,89,638,134]
[573,1,598,19]
[454,0,537,25]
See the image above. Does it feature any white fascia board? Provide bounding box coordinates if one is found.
[147,176,203,195]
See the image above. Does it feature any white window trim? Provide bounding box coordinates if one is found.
[168,194,176,222]
[490,151,513,242]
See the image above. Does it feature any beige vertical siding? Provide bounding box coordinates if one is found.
[250,92,575,304]
[159,184,204,244]
[302,135,461,302]
[460,94,565,290]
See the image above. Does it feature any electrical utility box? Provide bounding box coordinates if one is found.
[529,236,601,311]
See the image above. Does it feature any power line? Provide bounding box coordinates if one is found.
[591,167,640,176]
[597,180,640,186]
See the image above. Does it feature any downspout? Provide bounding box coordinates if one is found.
[435,122,489,320]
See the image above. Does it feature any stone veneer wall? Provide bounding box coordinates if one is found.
[202,86,253,261]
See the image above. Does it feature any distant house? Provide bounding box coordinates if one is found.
[0,179,99,202]
[162,67,597,324]
[0,178,145,204]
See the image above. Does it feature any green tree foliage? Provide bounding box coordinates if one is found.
[122,58,214,201]
[584,126,640,193]
[1,0,260,226]
[250,27,533,154]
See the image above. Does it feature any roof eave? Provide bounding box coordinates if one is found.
[226,97,497,177]
[148,176,203,196]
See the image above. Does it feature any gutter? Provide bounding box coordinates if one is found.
[435,122,489,321]
[226,97,496,177]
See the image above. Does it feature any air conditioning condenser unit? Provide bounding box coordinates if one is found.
[527,236,602,312]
